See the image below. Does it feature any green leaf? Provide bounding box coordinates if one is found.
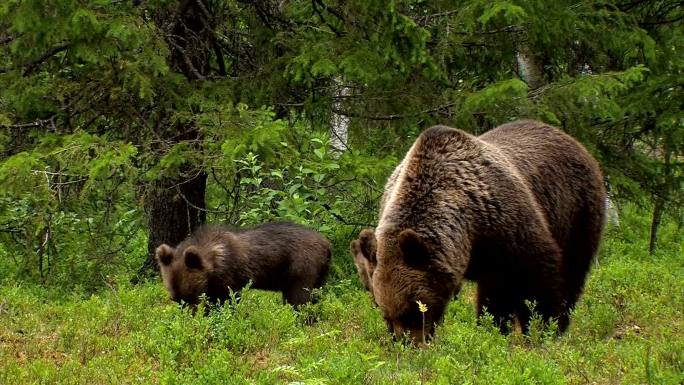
[478,2,527,25]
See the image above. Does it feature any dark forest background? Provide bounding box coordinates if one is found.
[0,0,681,290]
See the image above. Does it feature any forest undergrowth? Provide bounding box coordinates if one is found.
[0,206,682,385]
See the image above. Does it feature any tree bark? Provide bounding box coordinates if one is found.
[150,171,206,245]
[648,142,673,255]
[515,28,545,90]
[604,178,620,227]
[330,76,350,156]
[649,196,665,255]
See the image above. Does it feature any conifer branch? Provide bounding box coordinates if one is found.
[0,43,70,74]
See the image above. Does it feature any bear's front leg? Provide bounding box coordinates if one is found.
[514,247,568,335]
[476,278,517,334]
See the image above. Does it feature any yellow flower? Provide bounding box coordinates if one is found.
[416,300,428,313]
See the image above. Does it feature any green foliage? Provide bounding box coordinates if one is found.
[0,0,681,288]
[457,78,531,131]
[226,135,344,231]
[477,2,527,25]
[0,132,143,288]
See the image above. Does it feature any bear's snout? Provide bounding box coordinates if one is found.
[388,321,432,348]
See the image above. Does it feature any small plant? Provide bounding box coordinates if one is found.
[416,300,428,346]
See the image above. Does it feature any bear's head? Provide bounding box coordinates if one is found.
[354,227,457,345]
[155,241,223,305]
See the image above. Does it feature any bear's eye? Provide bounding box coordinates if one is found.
[185,250,204,269]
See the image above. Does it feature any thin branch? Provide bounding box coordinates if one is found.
[312,0,344,37]
[415,10,459,26]
[0,115,56,129]
[174,184,229,215]
[194,0,213,22]
[417,10,459,20]
[162,0,194,33]
[25,43,70,74]
[321,203,374,227]
[315,0,346,23]
[31,170,84,177]
[0,34,20,45]
[0,42,70,74]
[166,37,206,80]
[640,14,684,26]
[332,102,455,121]
[209,167,234,202]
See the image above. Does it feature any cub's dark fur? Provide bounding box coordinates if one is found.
[156,222,331,307]
[352,120,605,344]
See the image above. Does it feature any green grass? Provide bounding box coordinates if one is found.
[1,209,682,384]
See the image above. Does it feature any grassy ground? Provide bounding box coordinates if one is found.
[1,208,682,384]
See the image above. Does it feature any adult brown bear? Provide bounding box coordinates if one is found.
[353,120,605,344]
[156,222,331,308]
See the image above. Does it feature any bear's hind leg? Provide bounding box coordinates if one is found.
[282,282,315,308]
[562,203,604,313]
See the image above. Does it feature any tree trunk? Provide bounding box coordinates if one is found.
[649,142,673,255]
[330,77,350,155]
[133,0,212,281]
[150,171,206,248]
[515,28,545,90]
[604,178,620,227]
[648,196,665,255]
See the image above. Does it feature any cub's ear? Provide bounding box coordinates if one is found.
[398,229,430,268]
[155,244,174,266]
[183,246,205,270]
[357,228,377,263]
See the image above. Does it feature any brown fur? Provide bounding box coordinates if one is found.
[350,229,377,291]
[352,120,605,343]
[156,222,331,308]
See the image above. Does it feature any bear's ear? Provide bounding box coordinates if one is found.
[358,228,377,263]
[350,239,362,259]
[183,246,205,270]
[155,244,174,266]
[398,229,430,268]
[351,238,374,291]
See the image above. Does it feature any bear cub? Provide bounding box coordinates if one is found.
[155,222,331,308]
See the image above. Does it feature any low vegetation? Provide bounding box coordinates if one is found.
[1,206,681,385]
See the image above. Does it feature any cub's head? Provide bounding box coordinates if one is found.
[155,242,220,306]
[359,228,457,346]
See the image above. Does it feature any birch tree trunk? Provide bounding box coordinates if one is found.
[330,77,350,155]
[515,28,545,90]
